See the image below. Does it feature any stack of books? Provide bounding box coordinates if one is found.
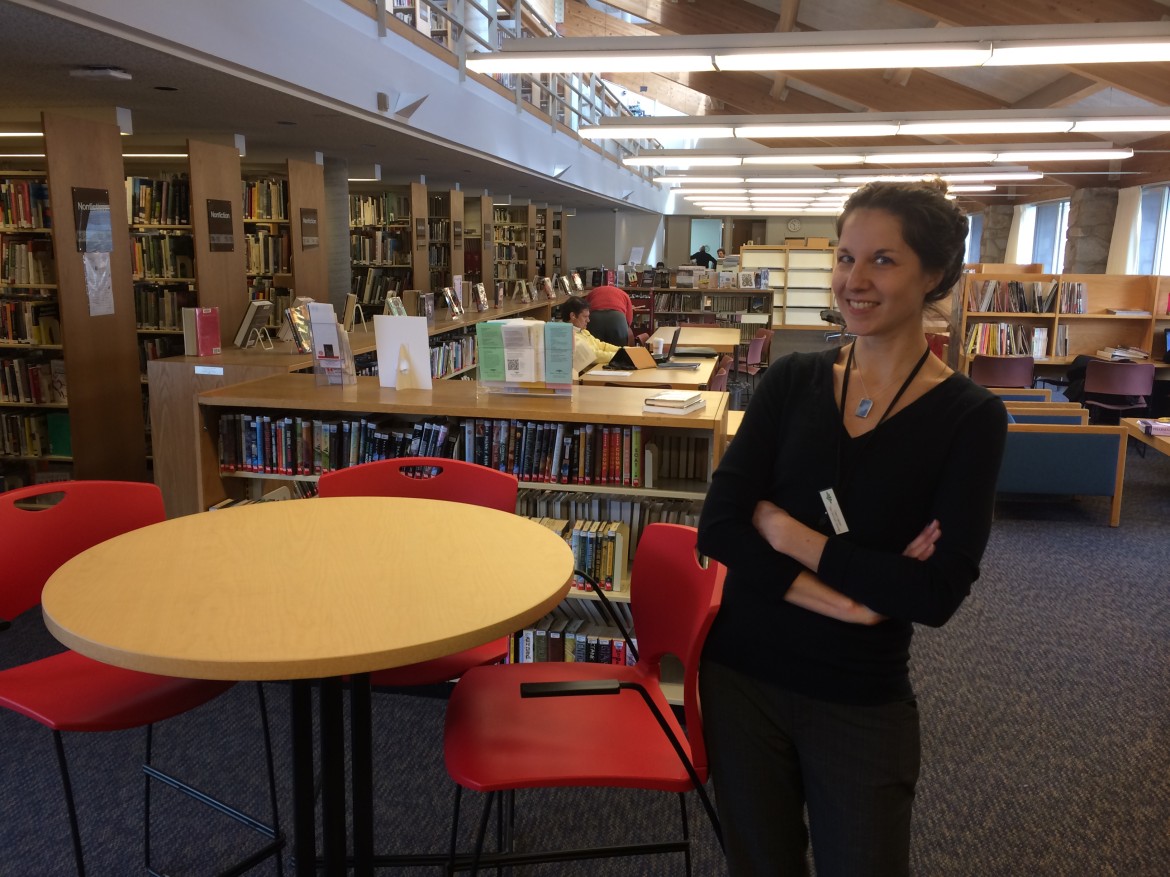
[642,389,706,416]
[1095,346,1149,361]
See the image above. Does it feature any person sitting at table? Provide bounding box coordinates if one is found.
[558,296,621,368]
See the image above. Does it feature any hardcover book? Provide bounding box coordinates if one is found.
[182,306,222,356]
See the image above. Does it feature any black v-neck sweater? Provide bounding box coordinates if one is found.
[699,348,1007,705]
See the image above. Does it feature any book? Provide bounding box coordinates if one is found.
[643,389,702,408]
[643,398,706,415]
[233,299,273,348]
[1136,419,1170,436]
[1106,308,1150,316]
[182,306,222,356]
[283,304,313,354]
[1096,346,1149,360]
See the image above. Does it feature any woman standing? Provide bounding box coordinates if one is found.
[698,181,1007,876]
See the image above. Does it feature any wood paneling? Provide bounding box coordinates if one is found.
[42,111,147,482]
[188,139,247,345]
[287,158,328,298]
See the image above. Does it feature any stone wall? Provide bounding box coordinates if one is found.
[978,205,1015,264]
[1064,188,1118,274]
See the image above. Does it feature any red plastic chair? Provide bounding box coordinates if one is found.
[0,481,280,877]
[708,366,729,392]
[443,523,726,873]
[737,336,767,387]
[317,457,519,685]
[969,354,1035,389]
[1084,360,1155,422]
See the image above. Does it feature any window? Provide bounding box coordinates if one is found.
[965,212,984,264]
[1030,200,1070,273]
[1137,185,1169,275]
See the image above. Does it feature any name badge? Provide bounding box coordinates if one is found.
[819,488,849,535]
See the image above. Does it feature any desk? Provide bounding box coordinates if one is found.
[42,497,573,877]
[1123,418,1170,456]
[649,326,741,354]
[579,357,715,390]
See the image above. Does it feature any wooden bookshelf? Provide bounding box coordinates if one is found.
[740,243,838,330]
[492,202,532,284]
[349,185,414,304]
[1,112,149,485]
[959,272,1170,364]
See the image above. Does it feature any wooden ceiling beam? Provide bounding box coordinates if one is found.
[890,0,1170,105]
[769,0,802,100]
[1010,75,1106,109]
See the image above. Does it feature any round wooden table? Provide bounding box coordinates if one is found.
[42,496,574,877]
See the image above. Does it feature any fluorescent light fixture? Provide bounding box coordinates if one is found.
[736,123,899,139]
[623,155,742,168]
[864,151,998,164]
[470,23,1170,76]
[674,188,750,194]
[586,109,1170,143]
[995,148,1133,162]
[582,125,733,141]
[655,176,747,185]
[742,154,867,166]
[0,132,43,138]
[122,153,188,158]
[745,176,840,184]
[0,153,45,158]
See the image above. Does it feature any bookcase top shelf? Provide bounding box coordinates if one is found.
[197,373,730,429]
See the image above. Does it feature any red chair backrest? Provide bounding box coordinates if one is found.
[0,481,166,620]
[744,337,766,367]
[969,354,1034,389]
[1084,360,1155,397]
[708,367,729,392]
[628,524,725,775]
[317,457,518,512]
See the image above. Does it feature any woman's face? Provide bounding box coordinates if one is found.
[570,308,591,329]
[832,208,941,340]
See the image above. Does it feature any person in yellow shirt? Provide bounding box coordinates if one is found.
[558,296,620,366]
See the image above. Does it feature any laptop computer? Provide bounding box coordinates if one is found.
[651,327,681,364]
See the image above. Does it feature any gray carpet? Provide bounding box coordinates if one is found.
[2,448,1169,875]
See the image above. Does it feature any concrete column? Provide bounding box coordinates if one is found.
[1064,187,1118,274]
[979,205,1014,264]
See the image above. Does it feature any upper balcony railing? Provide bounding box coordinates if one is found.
[364,0,663,184]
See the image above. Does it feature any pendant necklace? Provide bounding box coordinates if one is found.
[842,343,932,423]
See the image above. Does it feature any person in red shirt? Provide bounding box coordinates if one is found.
[585,284,634,346]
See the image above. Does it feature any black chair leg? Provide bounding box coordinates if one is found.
[469,791,496,877]
[447,784,463,877]
[255,682,284,877]
[52,730,85,877]
[144,724,154,874]
[678,793,692,877]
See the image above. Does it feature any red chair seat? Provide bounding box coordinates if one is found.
[369,637,508,687]
[445,661,695,793]
[0,650,232,732]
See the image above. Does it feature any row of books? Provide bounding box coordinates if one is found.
[964,322,1045,357]
[1,411,71,459]
[1,355,68,404]
[129,232,195,280]
[492,207,524,224]
[462,419,644,487]
[533,516,629,592]
[1,237,55,285]
[0,179,51,230]
[352,268,405,307]
[207,483,315,511]
[1,301,60,346]
[514,618,635,665]
[134,282,197,331]
[125,175,190,226]
[245,228,291,275]
[519,493,701,571]
[966,279,1088,314]
[241,179,288,222]
[216,413,459,475]
[428,218,451,239]
[348,193,409,227]
[349,229,409,265]
[138,335,185,374]
[431,334,475,378]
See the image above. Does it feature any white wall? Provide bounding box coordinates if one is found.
[569,209,664,271]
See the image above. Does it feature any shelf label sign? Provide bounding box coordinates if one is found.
[206,199,235,252]
[72,187,112,254]
[299,208,319,249]
[453,220,463,250]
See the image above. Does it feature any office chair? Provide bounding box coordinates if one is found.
[1083,360,1155,423]
[969,354,1035,389]
[0,481,281,877]
[443,523,726,875]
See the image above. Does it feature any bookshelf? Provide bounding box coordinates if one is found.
[0,113,148,488]
[349,184,415,308]
[740,243,838,329]
[959,272,1170,364]
[243,159,328,307]
[191,376,728,597]
[550,207,567,280]
[533,205,548,279]
[462,195,487,287]
[492,202,532,284]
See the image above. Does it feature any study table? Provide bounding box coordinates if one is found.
[1122,417,1170,457]
[41,496,574,877]
[648,325,742,354]
[579,356,716,390]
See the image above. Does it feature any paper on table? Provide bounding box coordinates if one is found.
[373,315,433,390]
[502,322,537,382]
[544,321,575,384]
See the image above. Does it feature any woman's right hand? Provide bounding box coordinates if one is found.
[902,519,941,561]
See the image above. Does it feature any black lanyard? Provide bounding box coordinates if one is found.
[839,343,932,427]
